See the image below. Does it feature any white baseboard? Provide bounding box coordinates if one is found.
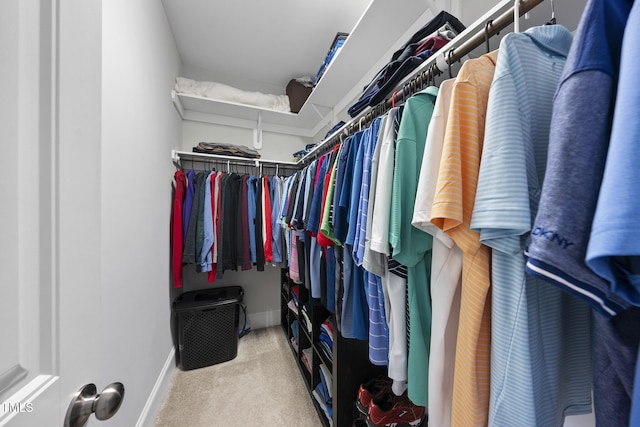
[247,309,280,330]
[136,348,176,427]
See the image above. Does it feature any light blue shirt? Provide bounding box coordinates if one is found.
[345,129,367,246]
[471,25,592,427]
[354,117,381,266]
[270,176,284,264]
[200,172,214,272]
[587,0,640,306]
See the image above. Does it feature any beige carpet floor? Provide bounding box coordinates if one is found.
[154,326,324,427]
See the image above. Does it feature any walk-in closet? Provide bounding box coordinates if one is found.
[4,0,640,426]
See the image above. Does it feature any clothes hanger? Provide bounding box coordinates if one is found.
[447,49,454,79]
[545,0,556,25]
[485,19,493,53]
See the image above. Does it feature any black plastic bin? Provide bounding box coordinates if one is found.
[172,286,244,370]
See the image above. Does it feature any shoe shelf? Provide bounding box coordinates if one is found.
[280,268,389,427]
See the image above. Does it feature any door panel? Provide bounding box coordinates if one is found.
[0,0,103,425]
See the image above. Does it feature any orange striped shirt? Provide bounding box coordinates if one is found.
[430,50,498,427]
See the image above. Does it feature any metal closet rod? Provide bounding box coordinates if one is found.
[172,150,297,167]
[297,0,545,165]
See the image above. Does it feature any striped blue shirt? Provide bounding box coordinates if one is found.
[471,25,592,427]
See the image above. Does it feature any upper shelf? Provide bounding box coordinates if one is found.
[172,0,434,137]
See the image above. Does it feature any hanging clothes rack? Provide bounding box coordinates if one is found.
[296,0,545,165]
[172,149,298,175]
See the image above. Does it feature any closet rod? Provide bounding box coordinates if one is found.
[296,0,546,165]
[172,149,297,167]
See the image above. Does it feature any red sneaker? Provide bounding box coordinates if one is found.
[366,394,426,427]
[356,375,393,416]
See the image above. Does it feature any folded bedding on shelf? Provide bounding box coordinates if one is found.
[175,77,291,112]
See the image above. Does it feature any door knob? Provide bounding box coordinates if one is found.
[64,382,125,427]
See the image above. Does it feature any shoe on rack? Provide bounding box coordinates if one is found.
[356,375,393,416]
[366,393,426,427]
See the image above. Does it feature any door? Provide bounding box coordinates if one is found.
[0,0,106,425]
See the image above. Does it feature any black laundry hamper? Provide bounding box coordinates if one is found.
[172,286,244,370]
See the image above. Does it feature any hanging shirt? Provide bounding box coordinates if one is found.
[270,176,284,264]
[411,78,461,427]
[262,177,273,262]
[318,146,341,246]
[369,107,408,396]
[525,0,631,318]
[182,169,196,243]
[470,25,592,427]
[331,136,351,239]
[354,117,382,266]
[320,144,343,246]
[171,170,186,288]
[335,131,363,243]
[430,50,497,427]
[587,0,640,307]
[200,172,215,273]
[390,86,438,408]
[362,115,388,278]
[583,2,640,426]
[240,175,251,271]
[247,176,258,264]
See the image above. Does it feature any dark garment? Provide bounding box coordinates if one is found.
[326,246,336,313]
[307,156,329,236]
[390,11,464,61]
[183,171,206,264]
[222,174,241,272]
[182,169,196,243]
[303,162,317,225]
[320,248,328,309]
[348,11,465,117]
[414,36,449,56]
[293,174,306,229]
[332,136,352,234]
[594,308,640,427]
[335,246,343,325]
[367,49,440,108]
[285,173,300,226]
[215,174,226,279]
[304,228,312,291]
[335,131,363,243]
[297,232,306,285]
[240,175,251,271]
[255,177,265,271]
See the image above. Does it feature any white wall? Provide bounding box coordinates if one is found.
[101,0,182,425]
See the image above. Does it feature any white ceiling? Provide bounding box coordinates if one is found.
[161,0,372,94]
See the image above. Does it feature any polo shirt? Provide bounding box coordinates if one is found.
[471,25,592,427]
[247,176,258,262]
[389,86,438,407]
[430,50,497,427]
[346,129,368,246]
[411,78,460,427]
[332,136,352,238]
[587,0,640,306]
[363,115,388,278]
[585,2,640,425]
[369,107,408,395]
[354,117,382,266]
[182,169,195,243]
[335,131,362,243]
[525,0,632,318]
